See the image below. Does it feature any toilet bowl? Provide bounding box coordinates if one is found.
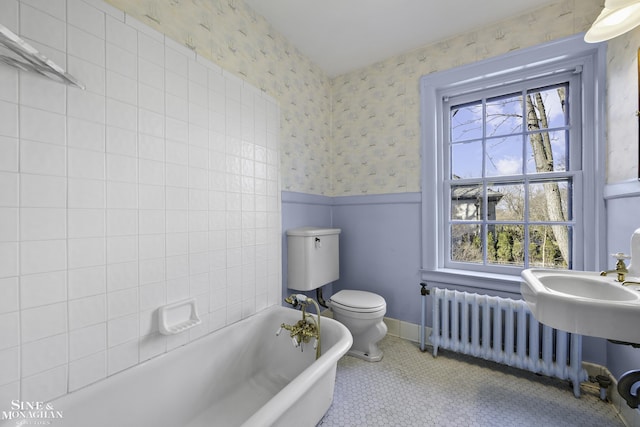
[330,289,387,362]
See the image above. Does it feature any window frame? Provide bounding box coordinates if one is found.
[419,35,607,293]
[443,73,581,275]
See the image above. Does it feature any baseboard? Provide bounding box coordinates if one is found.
[383,317,424,344]
[583,362,640,427]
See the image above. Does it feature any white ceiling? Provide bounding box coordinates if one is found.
[244,0,560,77]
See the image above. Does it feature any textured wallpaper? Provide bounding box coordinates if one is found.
[330,0,604,195]
[105,0,635,195]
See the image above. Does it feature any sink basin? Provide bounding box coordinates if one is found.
[540,274,639,301]
[521,269,640,344]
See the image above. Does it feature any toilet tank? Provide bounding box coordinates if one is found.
[287,227,341,291]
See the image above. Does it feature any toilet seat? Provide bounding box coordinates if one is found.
[330,290,386,313]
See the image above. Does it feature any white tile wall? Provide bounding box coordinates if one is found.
[20,208,66,241]
[21,365,67,402]
[68,266,105,299]
[0,347,19,386]
[20,174,67,208]
[19,107,66,145]
[0,102,18,137]
[20,4,66,51]
[106,339,137,375]
[68,351,106,392]
[0,278,18,314]
[0,313,19,349]
[0,0,281,403]
[19,74,66,114]
[20,271,67,309]
[20,141,66,177]
[0,137,18,172]
[22,333,68,377]
[69,323,106,360]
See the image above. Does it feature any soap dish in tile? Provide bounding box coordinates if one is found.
[158,299,201,335]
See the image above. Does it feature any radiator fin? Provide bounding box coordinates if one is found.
[428,288,587,397]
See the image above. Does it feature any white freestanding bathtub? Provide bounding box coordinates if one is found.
[47,305,352,427]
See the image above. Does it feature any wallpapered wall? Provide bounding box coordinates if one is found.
[106,0,637,195]
[330,0,604,195]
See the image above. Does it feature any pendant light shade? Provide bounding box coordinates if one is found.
[585,0,640,43]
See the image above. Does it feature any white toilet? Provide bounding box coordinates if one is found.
[287,227,387,362]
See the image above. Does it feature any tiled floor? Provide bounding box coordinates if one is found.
[318,336,624,426]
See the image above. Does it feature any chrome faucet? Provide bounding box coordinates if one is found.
[600,253,630,283]
[277,294,322,359]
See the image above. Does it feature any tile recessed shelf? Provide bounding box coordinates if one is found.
[0,24,85,89]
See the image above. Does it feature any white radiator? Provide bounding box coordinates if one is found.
[424,287,588,397]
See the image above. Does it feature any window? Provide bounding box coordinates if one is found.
[420,35,606,291]
[445,75,579,275]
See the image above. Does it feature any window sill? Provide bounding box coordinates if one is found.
[419,268,523,296]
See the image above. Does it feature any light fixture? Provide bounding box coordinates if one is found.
[585,0,640,43]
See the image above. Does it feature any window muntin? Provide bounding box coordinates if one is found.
[444,76,578,273]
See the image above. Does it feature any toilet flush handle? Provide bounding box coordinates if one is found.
[315,237,321,248]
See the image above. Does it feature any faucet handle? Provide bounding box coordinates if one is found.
[612,253,631,261]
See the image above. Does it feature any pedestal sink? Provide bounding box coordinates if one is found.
[521,269,640,344]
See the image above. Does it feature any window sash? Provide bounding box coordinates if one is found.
[441,72,581,273]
